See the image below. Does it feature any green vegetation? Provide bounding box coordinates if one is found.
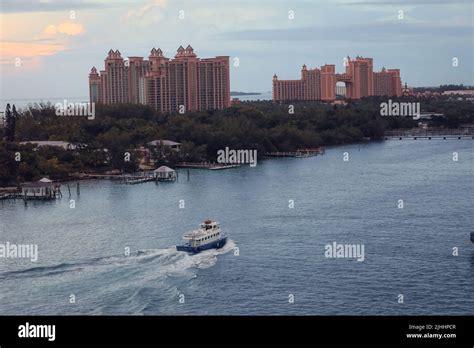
[4,104,17,142]
[1,95,472,186]
[413,84,473,93]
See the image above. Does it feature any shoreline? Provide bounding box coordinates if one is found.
[2,132,473,190]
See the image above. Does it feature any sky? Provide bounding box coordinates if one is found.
[0,0,473,101]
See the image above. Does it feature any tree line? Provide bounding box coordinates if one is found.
[1,95,471,186]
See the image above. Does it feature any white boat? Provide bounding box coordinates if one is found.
[176,220,227,253]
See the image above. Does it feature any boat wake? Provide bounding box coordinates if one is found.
[0,239,236,281]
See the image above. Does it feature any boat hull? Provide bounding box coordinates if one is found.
[176,237,227,254]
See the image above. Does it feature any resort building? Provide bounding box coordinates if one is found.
[374,68,402,97]
[272,64,333,102]
[273,56,402,102]
[89,46,230,112]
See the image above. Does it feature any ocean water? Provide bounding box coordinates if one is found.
[0,93,272,111]
[0,140,473,315]
[232,92,272,101]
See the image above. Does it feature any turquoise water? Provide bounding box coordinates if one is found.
[0,140,473,315]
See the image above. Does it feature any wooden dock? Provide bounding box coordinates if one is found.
[1,181,62,201]
[83,173,156,184]
[176,162,240,170]
[0,193,17,200]
[209,164,241,170]
[82,174,123,180]
[384,129,474,140]
[385,135,473,140]
[265,147,325,158]
[0,188,18,200]
[123,176,155,184]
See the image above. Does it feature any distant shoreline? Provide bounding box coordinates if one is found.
[230,91,262,96]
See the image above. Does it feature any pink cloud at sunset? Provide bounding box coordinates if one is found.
[43,21,85,36]
[0,41,66,65]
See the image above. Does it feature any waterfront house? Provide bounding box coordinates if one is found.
[147,140,181,151]
[145,140,181,166]
[21,178,59,199]
[153,166,177,182]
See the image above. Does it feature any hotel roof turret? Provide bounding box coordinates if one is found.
[150,47,165,58]
[175,44,197,58]
[106,49,123,60]
[175,45,185,58]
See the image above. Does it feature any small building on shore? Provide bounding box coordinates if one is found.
[21,178,60,199]
[147,140,181,151]
[142,140,181,167]
[153,166,177,182]
[19,141,79,150]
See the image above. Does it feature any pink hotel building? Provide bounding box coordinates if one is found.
[89,45,231,112]
[273,56,402,102]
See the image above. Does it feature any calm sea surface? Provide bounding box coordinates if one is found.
[0,140,473,315]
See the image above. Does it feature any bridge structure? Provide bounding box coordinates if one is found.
[384,129,474,140]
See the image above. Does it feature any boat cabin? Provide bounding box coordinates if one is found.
[200,220,219,231]
[183,220,221,248]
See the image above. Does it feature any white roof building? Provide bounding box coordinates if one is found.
[153,166,177,181]
[19,141,78,150]
[147,140,181,150]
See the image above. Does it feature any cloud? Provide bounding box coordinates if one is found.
[1,0,110,13]
[0,20,84,66]
[43,22,85,36]
[126,0,167,19]
[0,40,66,65]
[342,0,474,5]
[220,22,473,43]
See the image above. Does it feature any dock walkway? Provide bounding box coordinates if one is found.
[384,129,474,140]
[176,162,240,170]
[265,147,325,158]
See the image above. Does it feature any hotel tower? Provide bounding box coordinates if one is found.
[273,56,402,102]
[89,45,231,112]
